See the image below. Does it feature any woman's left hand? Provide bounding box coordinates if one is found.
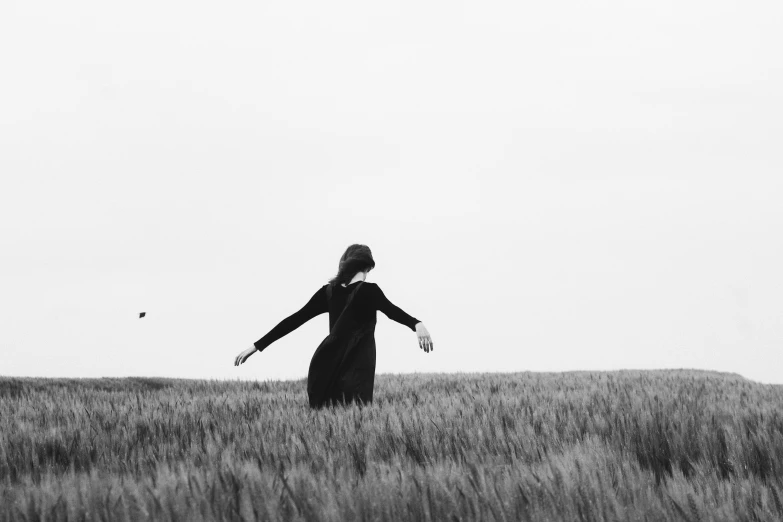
[234,345,257,366]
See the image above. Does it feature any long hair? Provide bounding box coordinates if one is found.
[328,244,376,287]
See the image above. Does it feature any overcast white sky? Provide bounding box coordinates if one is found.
[2,0,782,384]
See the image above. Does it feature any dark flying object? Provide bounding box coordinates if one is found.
[139,312,146,318]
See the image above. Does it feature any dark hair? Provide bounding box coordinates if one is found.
[328,244,375,286]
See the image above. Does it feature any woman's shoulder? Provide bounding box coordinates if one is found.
[360,281,380,296]
[319,281,378,292]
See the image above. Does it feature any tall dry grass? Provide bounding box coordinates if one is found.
[1,370,782,521]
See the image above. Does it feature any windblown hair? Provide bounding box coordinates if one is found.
[328,244,376,287]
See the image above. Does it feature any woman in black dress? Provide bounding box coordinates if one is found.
[234,244,433,408]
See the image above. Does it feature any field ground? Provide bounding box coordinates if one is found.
[1,370,782,521]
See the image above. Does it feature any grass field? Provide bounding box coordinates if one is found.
[1,371,782,521]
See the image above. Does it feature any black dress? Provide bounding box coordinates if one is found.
[253,281,421,408]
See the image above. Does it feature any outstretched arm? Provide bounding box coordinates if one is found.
[371,284,421,332]
[235,285,327,366]
[254,285,328,352]
[371,283,433,353]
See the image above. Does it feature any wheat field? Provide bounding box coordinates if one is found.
[1,371,782,521]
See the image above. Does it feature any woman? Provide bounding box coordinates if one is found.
[234,244,433,408]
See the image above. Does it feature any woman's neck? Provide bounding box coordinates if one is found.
[341,273,366,287]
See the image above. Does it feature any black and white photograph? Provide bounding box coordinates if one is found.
[2,0,782,520]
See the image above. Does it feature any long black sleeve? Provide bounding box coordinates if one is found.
[253,285,328,352]
[370,283,421,332]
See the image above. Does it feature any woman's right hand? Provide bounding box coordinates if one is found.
[415,323,433,353]
[234,345,257,366]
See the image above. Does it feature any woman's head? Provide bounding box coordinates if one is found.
[329,244,375,286]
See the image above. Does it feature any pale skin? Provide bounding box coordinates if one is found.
[234,269,434,366]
